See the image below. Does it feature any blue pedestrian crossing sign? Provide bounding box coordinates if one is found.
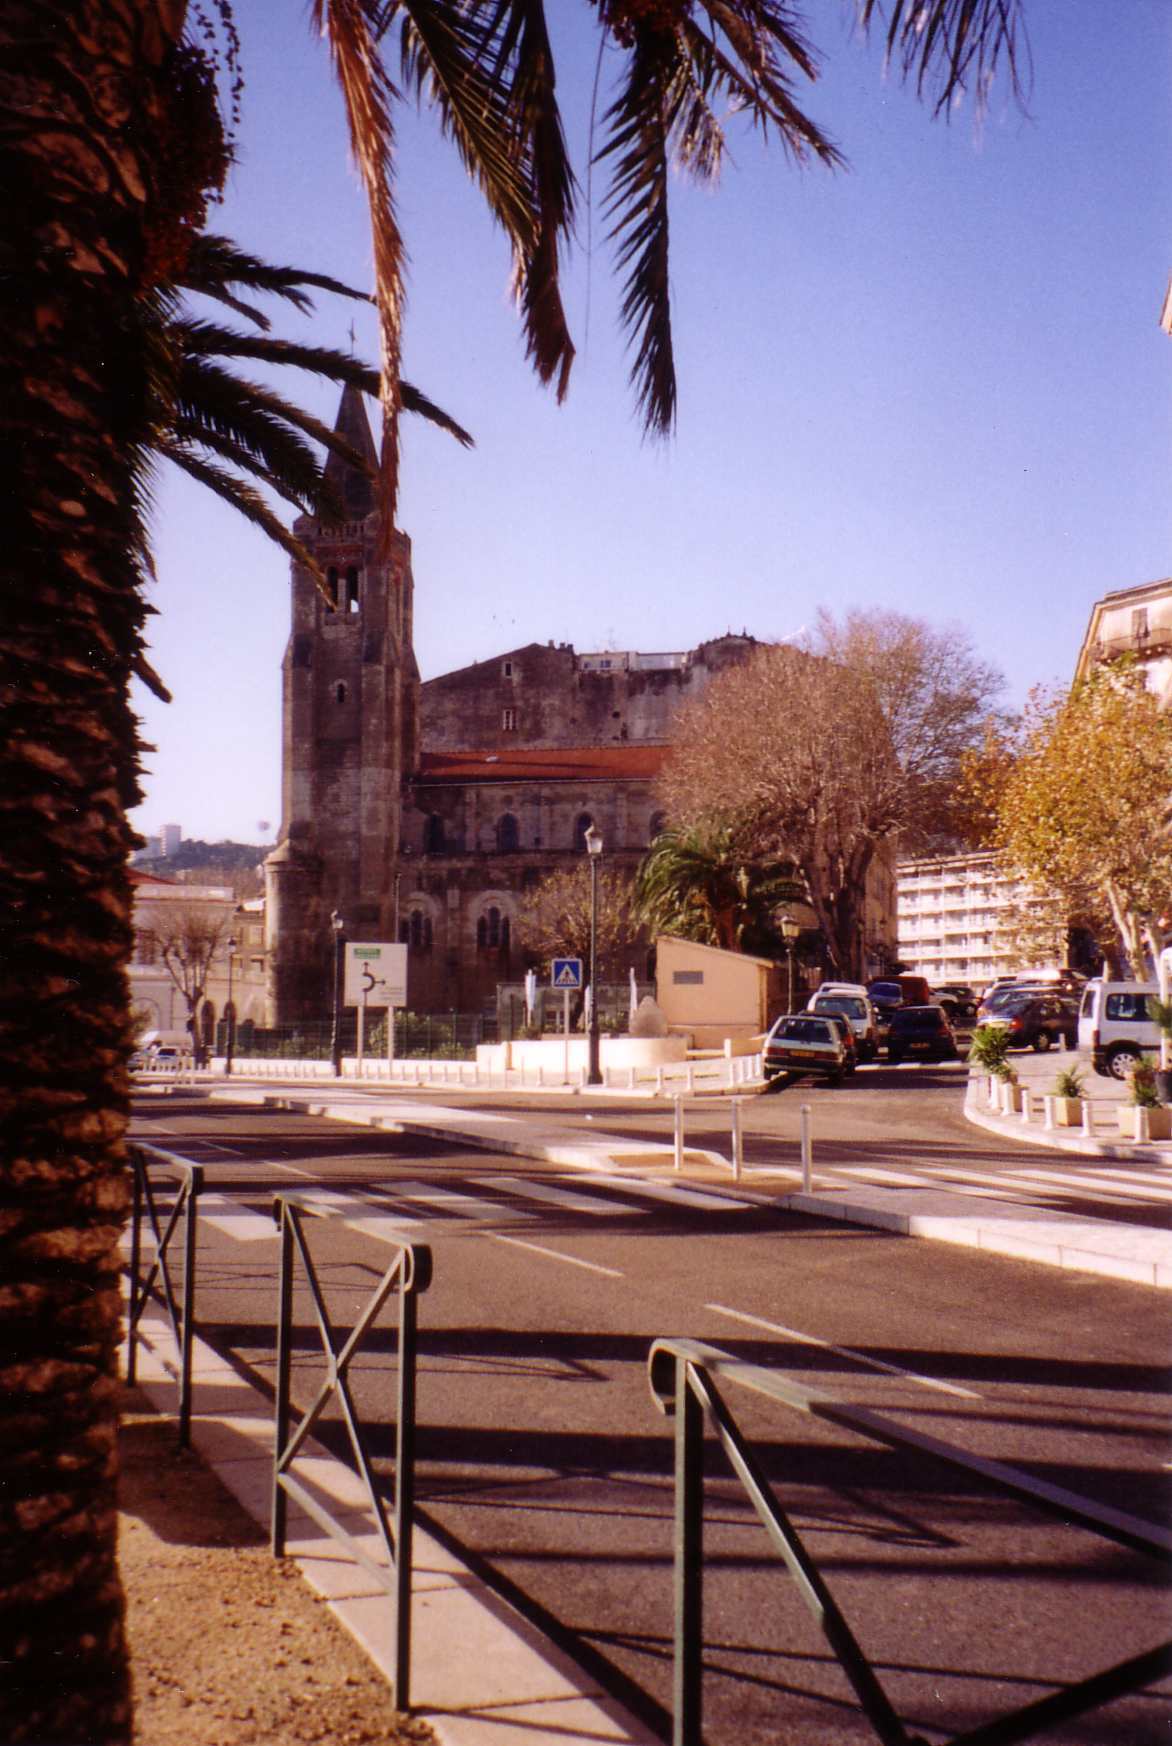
[551,957,583,989]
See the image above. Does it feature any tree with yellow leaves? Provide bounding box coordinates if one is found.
[994,661,1172,976]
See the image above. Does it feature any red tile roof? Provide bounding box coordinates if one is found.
[415,745,667,784]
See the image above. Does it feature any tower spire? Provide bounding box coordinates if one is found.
[324,383,378,521]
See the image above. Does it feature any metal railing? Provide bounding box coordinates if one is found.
[271,1194,431,1711]
[648,1337,1172,1746]
[125,1144,204,1446]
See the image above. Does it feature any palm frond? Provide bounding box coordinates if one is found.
[168,417,346,521]
[856,0,1030,116]
[177,316,474,448]
[182,233,376,328]
[597,36,677,434]
[687,5,842,164]
[161,446,331,594]
[175,356,343,489]
[391,0,577,401]
[314,0,405,531]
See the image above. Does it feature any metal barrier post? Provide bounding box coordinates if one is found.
[672,1352,704,1746]
[124,1146,203,1446]
[730,1098,743,1182]
[674,1095,684,1171]
[269,1194,431,1713]
[800,1103,812,1191]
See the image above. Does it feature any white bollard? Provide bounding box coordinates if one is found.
[673,1095,684,1172]
[1082,1100,1095,1137]
[800,1103,812,1193]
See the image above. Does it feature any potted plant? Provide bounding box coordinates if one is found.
[1048,1064,1085,1128]
[968,1024,1021,1110]
[1148,996,1172,1105]
[1118,1059,1172,1140]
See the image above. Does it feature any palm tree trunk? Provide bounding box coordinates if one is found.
[0,4,185,1739]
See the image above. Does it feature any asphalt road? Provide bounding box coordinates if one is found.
[130,1086,1172,1744]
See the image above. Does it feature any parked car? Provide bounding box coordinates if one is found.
[763,1013,852,1085]
[930,983,978,1022]
[820,1013,859,1073]
[975,991,1078,1052]
[1077,978,1161,1079]
[806,989,878,1061]
[885,1005,958,1064]
[865,979,904,1033]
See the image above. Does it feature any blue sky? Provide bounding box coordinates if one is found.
[131,1,1171,844]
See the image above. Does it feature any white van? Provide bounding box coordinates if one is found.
[1077,979,1160,1079]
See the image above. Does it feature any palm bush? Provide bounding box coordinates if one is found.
[968,1023,1016,1081]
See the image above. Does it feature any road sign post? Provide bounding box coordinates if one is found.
[551,959,583,1086]
[344,944,408,1071]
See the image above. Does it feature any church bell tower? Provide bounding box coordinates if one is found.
[265,386,419,1022]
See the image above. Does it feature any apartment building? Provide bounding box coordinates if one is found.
[897,851,1065,990]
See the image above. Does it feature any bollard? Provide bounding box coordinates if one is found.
[730,1098,743,1183]
[800,1103,812,1193]
[674,1095,684,1172]
[1082,1100,1095,1137]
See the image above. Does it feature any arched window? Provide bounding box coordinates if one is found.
[345,566,360,612]
[200,1003,216,1045]
[478,907,503,950]
[649,811,667,844]
[407,909,432,951]
[335,681,347,705]
[497,812,519,853]
[574,813,593,851]
[424,814,445,854]
[325,566,339,610]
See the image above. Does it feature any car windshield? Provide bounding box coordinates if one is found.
[893,1007,943,1029]
[813,996,866,1018]
[869,983,901,1001]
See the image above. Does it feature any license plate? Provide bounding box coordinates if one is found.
[785,1049,818,1060]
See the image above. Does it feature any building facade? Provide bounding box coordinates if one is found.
[896,851,1066,990]
[1074,576,1172,705]
[264,389,898,1023]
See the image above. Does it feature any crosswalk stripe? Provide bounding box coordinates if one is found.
[382,1181,536,1223]
[476,1176,640,1216]
[586,1173,750,1212]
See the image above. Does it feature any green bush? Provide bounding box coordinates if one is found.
[1127,1059,1160,1108]
[968,1024,1015,1081]
[1052,1065,1084,1100]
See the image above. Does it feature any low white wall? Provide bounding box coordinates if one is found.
[477,1035,688,1074]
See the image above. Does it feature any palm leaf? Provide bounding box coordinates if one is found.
[597,35,677,434]
[161,445,331,594]
[856,0,1030,115]
[182,233,375,328]
[314,0,406,534]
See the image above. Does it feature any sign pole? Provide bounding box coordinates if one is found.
[563,987,570,1084]
[357,992,366,1066]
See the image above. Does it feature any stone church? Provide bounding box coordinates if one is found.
[263,387,769,1021]
[264,388,895,1022]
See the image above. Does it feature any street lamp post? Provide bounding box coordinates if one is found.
[584,824,603,1085]
[224,934,237,1077]
[778,912,800,1013]
[330,910,345,1077]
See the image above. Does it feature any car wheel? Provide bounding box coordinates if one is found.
[827,1069,843,1087]
[888,1050,902,1065]
[1106,1043,1142,1081]
[1032,1032,1052,1053]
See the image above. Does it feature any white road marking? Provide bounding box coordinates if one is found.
[198,1194,278,1242]
[476,1176,640,1217]
[588,1174,750,1212]
[484,1232,624,1277]
[384,1181,536,1223]
[705,1303,983,1400]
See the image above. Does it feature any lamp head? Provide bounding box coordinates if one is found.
[331,910,345,934]
[584,824,603,859]
[778,911,800,944]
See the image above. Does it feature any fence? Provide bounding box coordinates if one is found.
[221,1047,766,1098]
[271,1194,431,1712]
[125,1143,203,1446]
[648,1335,1172,1746]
